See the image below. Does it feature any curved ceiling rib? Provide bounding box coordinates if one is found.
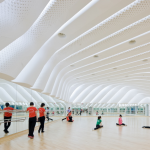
[42,0,150,95]
[11,0,91,86]
[0,0,49,50]
[0,0,89,81]
[32,0,135,92]
[118,89,139,104]
[53,18,150,98]
[0,83,28,103]
[72,84,98,103]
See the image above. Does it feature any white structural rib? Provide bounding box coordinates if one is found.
[129,93,146,104]
[0,0,90,80]
[0,87,15,102]
[42,0,150,95]
[31,0,134,92]
[0,83,28,102]
[72,84,98,103]
[0,0,49,50]
[99,86,123,103]
[139,97,150,104]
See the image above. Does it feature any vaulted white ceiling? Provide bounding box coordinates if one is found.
[0,0,150,105]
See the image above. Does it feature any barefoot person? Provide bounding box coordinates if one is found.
[26,102,38,139]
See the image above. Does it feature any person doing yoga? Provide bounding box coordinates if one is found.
[62,111,73,122]
[142,126,150,128]
[116,115,127,126]
[93,116,103,130]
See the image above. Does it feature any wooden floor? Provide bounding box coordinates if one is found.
[0,116,150,150]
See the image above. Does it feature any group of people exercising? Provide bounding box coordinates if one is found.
[2,102,52,138]
[1,103,150,138]
[93,114,127,130]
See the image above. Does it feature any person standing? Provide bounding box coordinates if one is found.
[80,109,82,116]
[67,107,71,114]
[26,102,38,139]
[38,103,46,133]
[46,107,50,120]
[3,103,14,133]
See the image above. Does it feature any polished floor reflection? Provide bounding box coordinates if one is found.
[0,117,150,150]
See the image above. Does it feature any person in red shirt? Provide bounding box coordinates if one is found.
[3,103,14,133]
[26,102,38,139]
[38,103,46,133]
[62,111,74,122]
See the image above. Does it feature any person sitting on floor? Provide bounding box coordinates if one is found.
[68,115,74,122]
[116,115,127,126]
[93,116,103,130]
[142,126,150,128]
[62,114,69,121]
[96,111,98,115]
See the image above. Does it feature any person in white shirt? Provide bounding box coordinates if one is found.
[46,107,53,121]
[67,107,71,113]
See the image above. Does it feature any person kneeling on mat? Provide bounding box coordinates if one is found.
[93,116,103,130]
[116,115,127,126]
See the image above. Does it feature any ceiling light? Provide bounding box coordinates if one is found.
[93,55,98,58]
[76,78,79,79]
[125,76,128,77]
[113,68,117,70]
[70,64,74,67]
[92,74,95,75]
[143,59,148,62]
[129,40,136,44]
[58,33,66,38]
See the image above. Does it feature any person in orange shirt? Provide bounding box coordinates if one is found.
[38,103,46,133]
[68,111,74,122]
[66,114,70,121]
[62,111,74,122]
[26,102,38,139]
[3,103,15,133]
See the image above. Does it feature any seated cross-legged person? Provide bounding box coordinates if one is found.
[116,115,127,126]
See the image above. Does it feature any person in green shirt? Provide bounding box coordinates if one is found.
[93,116,103,130]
